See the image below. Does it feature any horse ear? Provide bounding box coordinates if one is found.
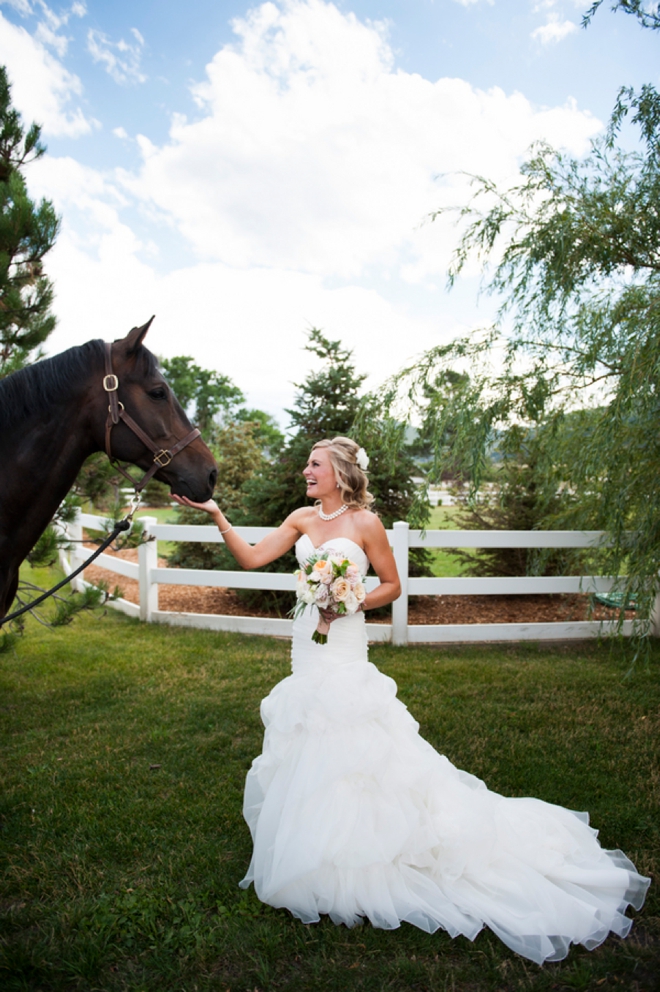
[122,316,155,355]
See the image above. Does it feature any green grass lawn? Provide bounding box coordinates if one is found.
[1,608,658,992]
[425,504,483,577]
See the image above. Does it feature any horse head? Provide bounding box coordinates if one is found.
[93,319,218,502]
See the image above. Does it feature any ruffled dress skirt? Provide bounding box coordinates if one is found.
[239,598,649,965]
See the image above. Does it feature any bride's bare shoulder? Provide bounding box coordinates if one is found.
[285,506,317,531]
[356,508,386,536]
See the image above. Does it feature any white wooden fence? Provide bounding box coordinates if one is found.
[59,511,640,645]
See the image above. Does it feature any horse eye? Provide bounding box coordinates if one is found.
[149,387,167,400]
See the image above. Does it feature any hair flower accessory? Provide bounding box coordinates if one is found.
[356,447,369,471]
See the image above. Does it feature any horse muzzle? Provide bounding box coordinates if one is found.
[169,466,217,503]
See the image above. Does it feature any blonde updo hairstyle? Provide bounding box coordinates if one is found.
[311,437,375,511]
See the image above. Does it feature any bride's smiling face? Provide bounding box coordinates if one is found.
[303,448,337,499]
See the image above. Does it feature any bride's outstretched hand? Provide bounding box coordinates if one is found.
[171,494,219,516]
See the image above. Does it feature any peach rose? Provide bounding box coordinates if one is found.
[312,559,333,583]
[331,577,351,602]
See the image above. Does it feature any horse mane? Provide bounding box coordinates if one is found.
[0,339,160,430]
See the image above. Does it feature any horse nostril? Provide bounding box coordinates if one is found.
[209,468,218,491]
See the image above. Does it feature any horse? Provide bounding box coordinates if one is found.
[0,318,218,620]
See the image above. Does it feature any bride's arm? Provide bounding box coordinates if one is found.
[171,496,303,569]
[361,515,401,610]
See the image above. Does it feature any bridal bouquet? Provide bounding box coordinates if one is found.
[292,551,367,644]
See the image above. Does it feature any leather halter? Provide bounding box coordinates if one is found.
[103,342,201,492]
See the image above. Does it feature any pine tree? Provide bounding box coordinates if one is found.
[235,329,430,607]
[160,356,245,437]
[167,420,268,572]
[0,66,59,376]
[240,329,367,532]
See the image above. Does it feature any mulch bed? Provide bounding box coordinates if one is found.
[83,546,635,626]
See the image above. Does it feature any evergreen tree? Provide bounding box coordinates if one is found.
[241,328,428,533]
[240,329,367,532]
[0,66,59,376]
[168,420,267,572]
[160,356,245,436]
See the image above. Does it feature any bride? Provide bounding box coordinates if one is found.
[173,436,649,965]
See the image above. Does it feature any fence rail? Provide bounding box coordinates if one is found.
[58,511,642,645]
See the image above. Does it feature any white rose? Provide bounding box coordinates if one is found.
[344,590,358,614]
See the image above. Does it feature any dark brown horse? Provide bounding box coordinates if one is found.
[0,319,217,619]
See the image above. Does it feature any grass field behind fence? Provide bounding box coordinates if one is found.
[1,605,659,992]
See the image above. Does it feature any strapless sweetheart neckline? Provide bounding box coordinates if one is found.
[297,533,366,555]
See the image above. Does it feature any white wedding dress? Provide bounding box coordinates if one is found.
[239,536,650,964]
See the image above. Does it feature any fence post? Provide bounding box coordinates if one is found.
[391,521,409,646]
[67,510,85,592]
[651,587,660,637]
[138,516,158,622]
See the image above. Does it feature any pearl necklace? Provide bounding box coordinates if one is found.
[318,503,349,521]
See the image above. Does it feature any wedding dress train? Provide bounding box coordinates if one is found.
[239,535,650,964]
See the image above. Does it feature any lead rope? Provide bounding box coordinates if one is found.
[0,494,142,628]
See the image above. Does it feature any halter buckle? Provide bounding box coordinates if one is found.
[103,374,119,392]
[153,449,173,467]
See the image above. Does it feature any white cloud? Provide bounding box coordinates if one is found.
[35,20,68,56]
[35,0,87,56]
[87,26,146,84]
[532,0,584,11]
[113,125,129,139]
[0,0,86,56]
[122,0,599,283]
[22,0,603,417]
[0,0,33,14]
[29,151,455,418]
[531,16,578,44]
[0,0,85,15]
[0,10,94,136]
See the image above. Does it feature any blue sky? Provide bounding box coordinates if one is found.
[1,0,657,420]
